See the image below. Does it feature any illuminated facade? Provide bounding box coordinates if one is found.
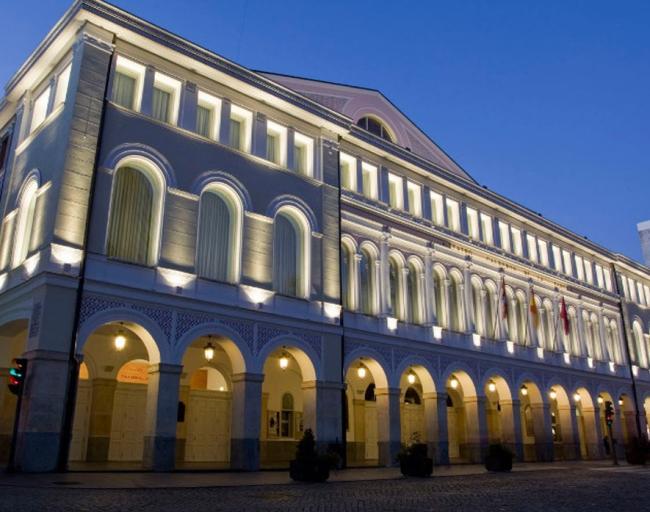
[1,0,650,472]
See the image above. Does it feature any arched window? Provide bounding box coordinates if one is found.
[569,310,580,356]
[341,241,354,310]
[12,178,39,268]
[449,272,464,332]
[535,299,546,350]
[583,312,595,359]
[388,256,401,319]
[590,314,602,360]
[470,279,483,336]
[506,290,516,342]
[515,294,527,345]
[432,268,447,328]
[632,321,646,367]
[609,321,622,364]
[408,261,423,324]
[273,208,309,298]
[107,165,162,266]
[356,116,393,142]
[485,284,497,339]
[196,186,241,283]
[359,247,375,315]
[404,387,421,405]
[280,392,294,438]
[543,301,555,351]
[364,383,376,401]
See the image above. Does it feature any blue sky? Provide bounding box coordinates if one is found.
[2,0,649,262]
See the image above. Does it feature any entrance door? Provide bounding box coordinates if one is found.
[364,402,378,460]
[69,381,92,461]
[185,390,230,462]
[108,383,147,461]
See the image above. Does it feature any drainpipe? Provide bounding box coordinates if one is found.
[57,45,115,471]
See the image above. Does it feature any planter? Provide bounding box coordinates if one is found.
[485,444,513,472]
[289,458,330,482]
[625,438,649,465]
[399,454,433,477]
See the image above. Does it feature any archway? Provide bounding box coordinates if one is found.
[445,371,481,462]
[260,345,316,468]
[399,365,437,457]
[345,356,389,467]
[597,391,624,460]
[548,385,576,460]
[573,388,600,459]
[518,380,551,461]
[618,394,636,447]
[484,375,516,454]
[644,397,650,440]
[0,319,29,465]
[69,321,160,469]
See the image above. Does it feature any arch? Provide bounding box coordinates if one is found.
[12,175,39,268]
[393,356,437,393]
[480,370,514,401]
[573,386,599,459]
[191,170,252,211]
[103,142,176,187]
[355,114,396,143]
[256,335,319,381]
[273,205,311,299]
[344,348,390,389]
[444,368,480,462]
[266,195,318,233]
[196,182,243,283]
[441,364,478,398]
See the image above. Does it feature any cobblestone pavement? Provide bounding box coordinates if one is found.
[0,466,648,512]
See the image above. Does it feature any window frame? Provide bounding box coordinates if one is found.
[112,55,146,112]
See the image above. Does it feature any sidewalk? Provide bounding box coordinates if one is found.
[0,461,615,490]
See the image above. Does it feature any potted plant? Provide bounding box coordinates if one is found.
[625,437,649,465]
[485,443,514,472]
[398,433,433,477]
[289,429,330,482]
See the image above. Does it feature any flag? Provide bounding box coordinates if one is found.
[529,286,539,329]
[500,277,508,320]
[560,297,570,336]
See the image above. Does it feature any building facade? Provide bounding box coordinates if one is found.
[1,0,650,472]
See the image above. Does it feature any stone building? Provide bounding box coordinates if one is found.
[0,0,649,472]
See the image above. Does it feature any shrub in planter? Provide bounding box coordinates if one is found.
[625,437,649,465]
[485,443,514,472]
[398,442,433,477]
[289,429,330,482]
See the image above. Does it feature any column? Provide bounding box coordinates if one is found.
[375,387,401,467]
[353,253,362,312]
[552,294,563,353]
[463,396,488,462]
[576,303,588,358]
[85,378,117,462]
[140,65,156,117]
[143,363,182,471]
[531,402,554,461]
[480,289,488,337]
[400,266,410,322]
[302,380,343,452]
[526,285,537,348]
[423,392,449,464]
[463,263,473,334]
[178,81,198,132]
[443,278,452,331]
[598,308,610,363]
[379,232,391,316]
[590,405,604,459]
[230,372,263,471]
[424,249,436,326]
[499,399,523,461]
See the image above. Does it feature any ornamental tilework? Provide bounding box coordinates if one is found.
[174,311,254,353]
[255,324,322,360]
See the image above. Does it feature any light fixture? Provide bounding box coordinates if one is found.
[219,386,225,392]
[449,376,459,390]
[520,385,528,397]
[618,398,624,406]
[407,370,416,385]
[279,351,289,370]
[573,393,581,403]
[488,381,496,393]
[597,396,604,405]
[114,323,126,351]
[549,390,557,400]
[203,337,215,361]
[357,365,367,379]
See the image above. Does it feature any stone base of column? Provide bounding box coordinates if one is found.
[14,432,61,472]
[433,441,449,465]
[536,442,554,461]
[378,440,401,467]
[504,442,523,462]
[460,442,484,463]
[143,435,176,471]
[230,438,259,471]
[86,436,110,462]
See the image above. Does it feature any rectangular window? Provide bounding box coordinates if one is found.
[637,282,645,305]
[498,221,511,252]
[466,207,479,239]
[574,255,584,280]
[54,63,72,106]
[527,234,538,262]
[621,276,629,298]
[340,152,357,191]
[196,91,221,140]
[645,285,650,306]
[430,191,444,225]
[562,250,573,276]
[112,56,145,111]
[229,104,252,152]
[446,198,460,232]
[266,120,287,166]
[30,86,51,133]
[584,259,593,284]
[628,278,637,302]
[407,181,422,216]
[511,227,523,256]
[604,268,612,291]
[152,72,181,125]
[388,173,403,209]
[361,162,378,199]
[293,132,314,176]
[480,213,493,244]
[538,239,549,266]
[552,245,562,272]
[595,264,604,288]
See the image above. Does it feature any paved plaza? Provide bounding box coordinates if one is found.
[0,463,647,512]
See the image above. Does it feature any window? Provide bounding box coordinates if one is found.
[527,234,538,262]
[341,242,354,309]
[449,273,464,331]
[266,120,287,166]
[54,63,72,106]
[645,285,650,306]
[432,269,447,327]
[388,257,402,319]
[621,276,630,299]
[293,132,314,176]
[430,191,444,225]
[552,245,562,272]
[562,250,572,276]
[499,221,511,252]
[511,228,523,256]
[604,268,612,291]
[30,86,51,133]
[408,261,423,324]
[356,116,393,142]
[446,198,460,232]
[470,279,483,335]
[229,104,252,152]
[480,213,493,245]
[584,260,593,285]
[574,255,584,280]
[637,282,645,306]
[407,181,422,217]
[112,56,145,111]
[359,247,376,315]
[340,152,357,191]
[388,173,403,209]
[196,91,221,140]
[196,187,241,283]
[361,162,378,199]
[628,277,637,302]
[538,239,549,266]
[107,165,161,266]
[595,264,604,288]
[280,393,294,438]
[466,208,479,239]
[12,178,39,268]
[152,72,181,124]
[273,208,309,298]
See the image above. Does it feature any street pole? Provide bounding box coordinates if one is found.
[607,420,619,466]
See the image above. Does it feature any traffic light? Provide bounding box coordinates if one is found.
[8,358,27,396]
[605,401,614,427]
